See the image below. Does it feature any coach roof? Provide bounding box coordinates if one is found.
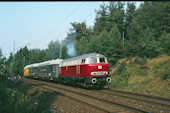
[62,53,105,62]
[24,59,62,68]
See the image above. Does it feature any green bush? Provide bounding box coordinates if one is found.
[153,59,170,80]
[115,61,126,74]
[109,74,129,89]
[134,57,147,65]
[139,65,149,76]
[0,75,56,113]
[162,71,170,80]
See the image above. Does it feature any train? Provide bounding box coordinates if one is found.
[24,53,111,88]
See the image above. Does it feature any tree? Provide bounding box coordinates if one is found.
[107,2,125,34]
[28,49,47,64]
[0,48,3,75]
[76,36,89,55]
[157,2,170,34]
[108,24,123,64]
[46,40,61,60]
[125,2,170,58]
[70,21,89,41]
[124,2,136,40]
[93,4,108,35]
[10,46,30,76]
[156,33,170,55]
[0,48,2,59]
[88,25,122,65]
[137,28,158,58]
[65,22,93,57]
[88,35,101,53]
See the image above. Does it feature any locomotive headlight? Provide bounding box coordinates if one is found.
[91,72,96,75]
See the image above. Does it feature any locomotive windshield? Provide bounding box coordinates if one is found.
[87,57,108,64]
[88,57,97,64]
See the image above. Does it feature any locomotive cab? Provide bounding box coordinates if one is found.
[85,56,109,76]
[85,55,111,85]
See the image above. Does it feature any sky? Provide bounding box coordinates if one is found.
[0,1,143,58]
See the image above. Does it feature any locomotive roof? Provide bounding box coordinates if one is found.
[62,53,105,62]
[24,59,63,68]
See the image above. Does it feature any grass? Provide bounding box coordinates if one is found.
[108,54,170,98]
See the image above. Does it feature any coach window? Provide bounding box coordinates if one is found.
[87,57,97,64]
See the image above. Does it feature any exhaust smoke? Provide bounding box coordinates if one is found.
[66,41,76,57]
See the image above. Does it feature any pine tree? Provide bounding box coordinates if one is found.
[93,4,108,35]
[76,36,89,55]
[70,22,88,41]
[46,40,61,59]
[108,24,123,64]
[107,2,125,34]
[0,48,2,59]
[88,35,101,54]
[124,2,136,40]
[125,2,170,58]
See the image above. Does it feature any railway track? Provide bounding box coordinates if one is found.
[101,89,170,107]
[45,79,170,113]
[25,81,109,113]
[24,78,149,113]
[96,89,170,113]
[54,81,170,113]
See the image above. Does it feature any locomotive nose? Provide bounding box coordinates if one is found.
[91,78,97,84]
[106,77,111,83]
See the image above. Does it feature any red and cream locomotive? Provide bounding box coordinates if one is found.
[58,53,111,87]
[24,53,111,88]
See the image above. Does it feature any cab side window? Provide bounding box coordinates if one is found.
[81,59,85,64]
[99,57,106,63]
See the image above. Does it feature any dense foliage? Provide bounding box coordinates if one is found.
[0,75,56,113]
[0,1,169,77]
[68,2,170,66]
